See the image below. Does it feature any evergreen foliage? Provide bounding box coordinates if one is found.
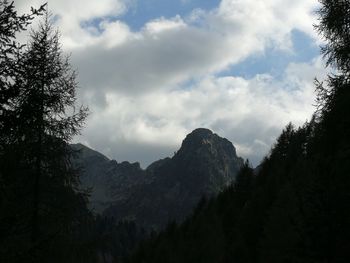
[0,3,94,262]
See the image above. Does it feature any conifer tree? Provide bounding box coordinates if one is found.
[1,4,91,262]
[317,0,350,74]
[0,0,45,145]
[18,13,88,246]
[0,2,45,262]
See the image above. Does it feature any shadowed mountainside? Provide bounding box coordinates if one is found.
[72,128,244,229]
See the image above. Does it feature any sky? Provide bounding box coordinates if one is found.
[15,0,328,167]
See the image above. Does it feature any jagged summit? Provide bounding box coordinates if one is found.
[176,128,239,165]
[73,128,244,229]
[71,143,109,161]
[179,128,214,150]
[187,127,213,137]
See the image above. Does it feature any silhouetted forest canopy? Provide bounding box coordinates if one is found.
[1,0,349,262]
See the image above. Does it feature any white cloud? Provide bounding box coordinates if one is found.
[67,0,320,98]
[144,16,186,34]
[78,58,327,167]
[16,0,321,95]
[13,0,327,166]
[15,0,128,48]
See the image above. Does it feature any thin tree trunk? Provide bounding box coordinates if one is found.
[31,77,44,244]
[31,138,41,243]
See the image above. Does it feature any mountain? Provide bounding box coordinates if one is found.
[71,143,148,213]
[72,128,244,229]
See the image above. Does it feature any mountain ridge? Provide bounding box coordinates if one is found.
[73,128,244,229]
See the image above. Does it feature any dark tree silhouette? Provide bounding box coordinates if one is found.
[0,2,45,262]
[0,0,45,148]
[19,12,89,244]
[317,0,350,73]
[0,3,93,262]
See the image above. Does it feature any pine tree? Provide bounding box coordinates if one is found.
[0,0,45,145]
[16,13,89,261]
[0,2,45,262]
[317,0,350,74]
[19,12,88,243]
[1,6,91,262]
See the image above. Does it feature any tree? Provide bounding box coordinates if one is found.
[0,0,45,145]
[314,0,350,121]
[0,2,45,262]
[17,12,89,261]
[1,5,91,262]
[316,0,350,74]
[19,12,88,243]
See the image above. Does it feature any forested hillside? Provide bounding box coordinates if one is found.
[128,1,350,262]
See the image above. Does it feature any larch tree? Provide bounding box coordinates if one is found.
[0,1,45,261]
[1,4,91,262]
[0,0,45,145]
[17,11,89,252]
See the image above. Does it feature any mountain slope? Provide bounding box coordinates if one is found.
[73,128,243,229]
[71,143,148,213]
[129,101,350,262]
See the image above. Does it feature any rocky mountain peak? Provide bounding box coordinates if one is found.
[187,127,213,138]
[74,128,244,229]
[176,128,238,162]
[178,128,214,151]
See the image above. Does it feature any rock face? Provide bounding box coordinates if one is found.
[71,143,147,213]
[73,128,244,230]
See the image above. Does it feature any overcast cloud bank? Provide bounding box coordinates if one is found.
[15,0,327,167]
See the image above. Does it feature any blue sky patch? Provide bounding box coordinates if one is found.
[220,30,320,79]
[121,0,220,31]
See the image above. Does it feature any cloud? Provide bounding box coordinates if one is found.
[15,0,128,47]
[67,0,320,100]
[145,15,186,34]
[78,58,327,167]
[13,0,327,167]
[16,0,321,96]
